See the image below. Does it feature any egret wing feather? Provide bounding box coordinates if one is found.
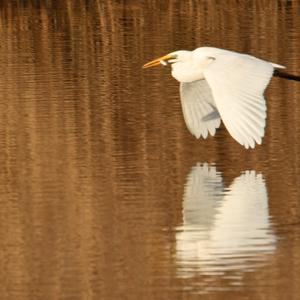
[180,80,221,139]
[203,53,274,148]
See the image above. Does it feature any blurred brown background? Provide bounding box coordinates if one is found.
[0,1,299,299]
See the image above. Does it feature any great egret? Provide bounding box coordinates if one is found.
[143,47,300,149]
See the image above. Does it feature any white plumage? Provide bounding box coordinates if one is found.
[143,47,285,149]
[180,79,221,139]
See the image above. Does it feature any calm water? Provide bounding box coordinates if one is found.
[0,1,300,299]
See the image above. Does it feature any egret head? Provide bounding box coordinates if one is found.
[143,50,191,68]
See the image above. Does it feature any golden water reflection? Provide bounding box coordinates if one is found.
[0,1,299,300]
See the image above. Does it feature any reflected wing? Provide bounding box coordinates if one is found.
[180,80,221,139]
[183,163,223,226]
[212,171,276,250]
[203,54,274,148]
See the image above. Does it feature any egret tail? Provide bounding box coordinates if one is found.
[274,70,300,81]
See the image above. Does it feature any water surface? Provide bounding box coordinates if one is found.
[0,1,300,299]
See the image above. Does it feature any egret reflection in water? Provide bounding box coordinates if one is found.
[176,163,277,279]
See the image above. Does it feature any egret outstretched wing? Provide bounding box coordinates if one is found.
[180,80,221,139]
[204,54,274,148]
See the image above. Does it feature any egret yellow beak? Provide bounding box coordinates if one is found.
[142,54,174,69]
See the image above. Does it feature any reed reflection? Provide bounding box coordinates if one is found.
[176,163,277,279]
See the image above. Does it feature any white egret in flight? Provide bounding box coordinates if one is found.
[143,47,300,149]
